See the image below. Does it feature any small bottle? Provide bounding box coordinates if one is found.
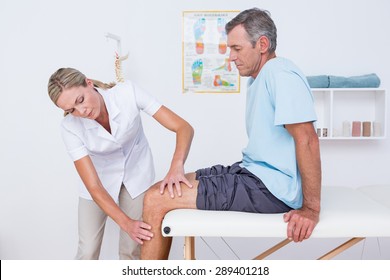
[373,122,382,137]
[322,128,328,137]
[362,121,371,137]
[352,121,361,137]
[342,121,351,137]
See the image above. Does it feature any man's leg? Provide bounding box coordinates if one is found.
[141,172,199,260]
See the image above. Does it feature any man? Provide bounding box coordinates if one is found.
[141,8,321,260]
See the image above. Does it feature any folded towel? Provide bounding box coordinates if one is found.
[329,73,380,88]
[306,75,329,88]
[307,73,380,88]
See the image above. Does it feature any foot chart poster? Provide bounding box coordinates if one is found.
[182,11,240,93]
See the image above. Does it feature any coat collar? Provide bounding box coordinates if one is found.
[101,88,120,137]
[81,87,121,142]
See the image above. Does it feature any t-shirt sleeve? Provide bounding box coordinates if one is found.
[132,82,162,116]
[60,121,88,161]
[271,69,317,126]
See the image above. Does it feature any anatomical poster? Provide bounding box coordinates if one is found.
[182,11,240,93]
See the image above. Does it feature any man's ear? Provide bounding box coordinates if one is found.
[257,35,270,54]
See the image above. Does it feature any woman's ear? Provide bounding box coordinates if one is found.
[85,78,94,87]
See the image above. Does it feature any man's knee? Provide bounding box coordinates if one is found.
[143,174,198,219]
[143,183,167,216]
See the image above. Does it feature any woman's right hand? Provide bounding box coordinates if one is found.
[124,219,154,244]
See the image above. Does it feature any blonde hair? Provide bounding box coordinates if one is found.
[47,68,116,114]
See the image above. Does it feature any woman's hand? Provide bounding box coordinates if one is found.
[159,163,193,198]
[124,219,154,245]
[153,106,194,199]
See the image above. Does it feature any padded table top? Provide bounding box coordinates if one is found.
[162,186,390,238]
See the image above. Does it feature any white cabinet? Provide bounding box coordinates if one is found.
[312,88,386,140]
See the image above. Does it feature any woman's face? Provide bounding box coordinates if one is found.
[56,79,102,120]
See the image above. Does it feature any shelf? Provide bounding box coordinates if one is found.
[319,137,386,140]
[312,88,386,140]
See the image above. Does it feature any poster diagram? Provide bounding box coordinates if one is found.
[182,11,240,94]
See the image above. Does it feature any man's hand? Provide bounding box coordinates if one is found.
[283,206,319,242]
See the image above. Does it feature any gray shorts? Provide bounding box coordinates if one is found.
[196,162,292,213]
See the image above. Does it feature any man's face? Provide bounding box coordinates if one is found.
[227,24,263,79]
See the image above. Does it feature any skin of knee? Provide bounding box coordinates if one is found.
[143,174,198,226]
[143,183,168,224]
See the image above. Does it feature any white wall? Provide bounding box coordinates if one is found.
[0,0,389,260]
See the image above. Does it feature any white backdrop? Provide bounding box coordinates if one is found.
[0,0,389,259]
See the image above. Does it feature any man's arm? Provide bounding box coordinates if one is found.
[284,121,321,242]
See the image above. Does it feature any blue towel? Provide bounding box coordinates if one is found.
[329,74,380,88]
[307,73,380,88]
[306,75,329,88]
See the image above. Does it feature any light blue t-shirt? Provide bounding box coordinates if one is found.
[240,57,316,209]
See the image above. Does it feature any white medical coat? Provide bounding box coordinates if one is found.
[60,80,162,201]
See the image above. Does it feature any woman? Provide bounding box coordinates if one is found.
[47,68,194,259]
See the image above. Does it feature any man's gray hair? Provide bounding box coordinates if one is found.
[226,8,277,53]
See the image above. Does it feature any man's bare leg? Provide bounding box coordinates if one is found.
[141,173,199,260]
